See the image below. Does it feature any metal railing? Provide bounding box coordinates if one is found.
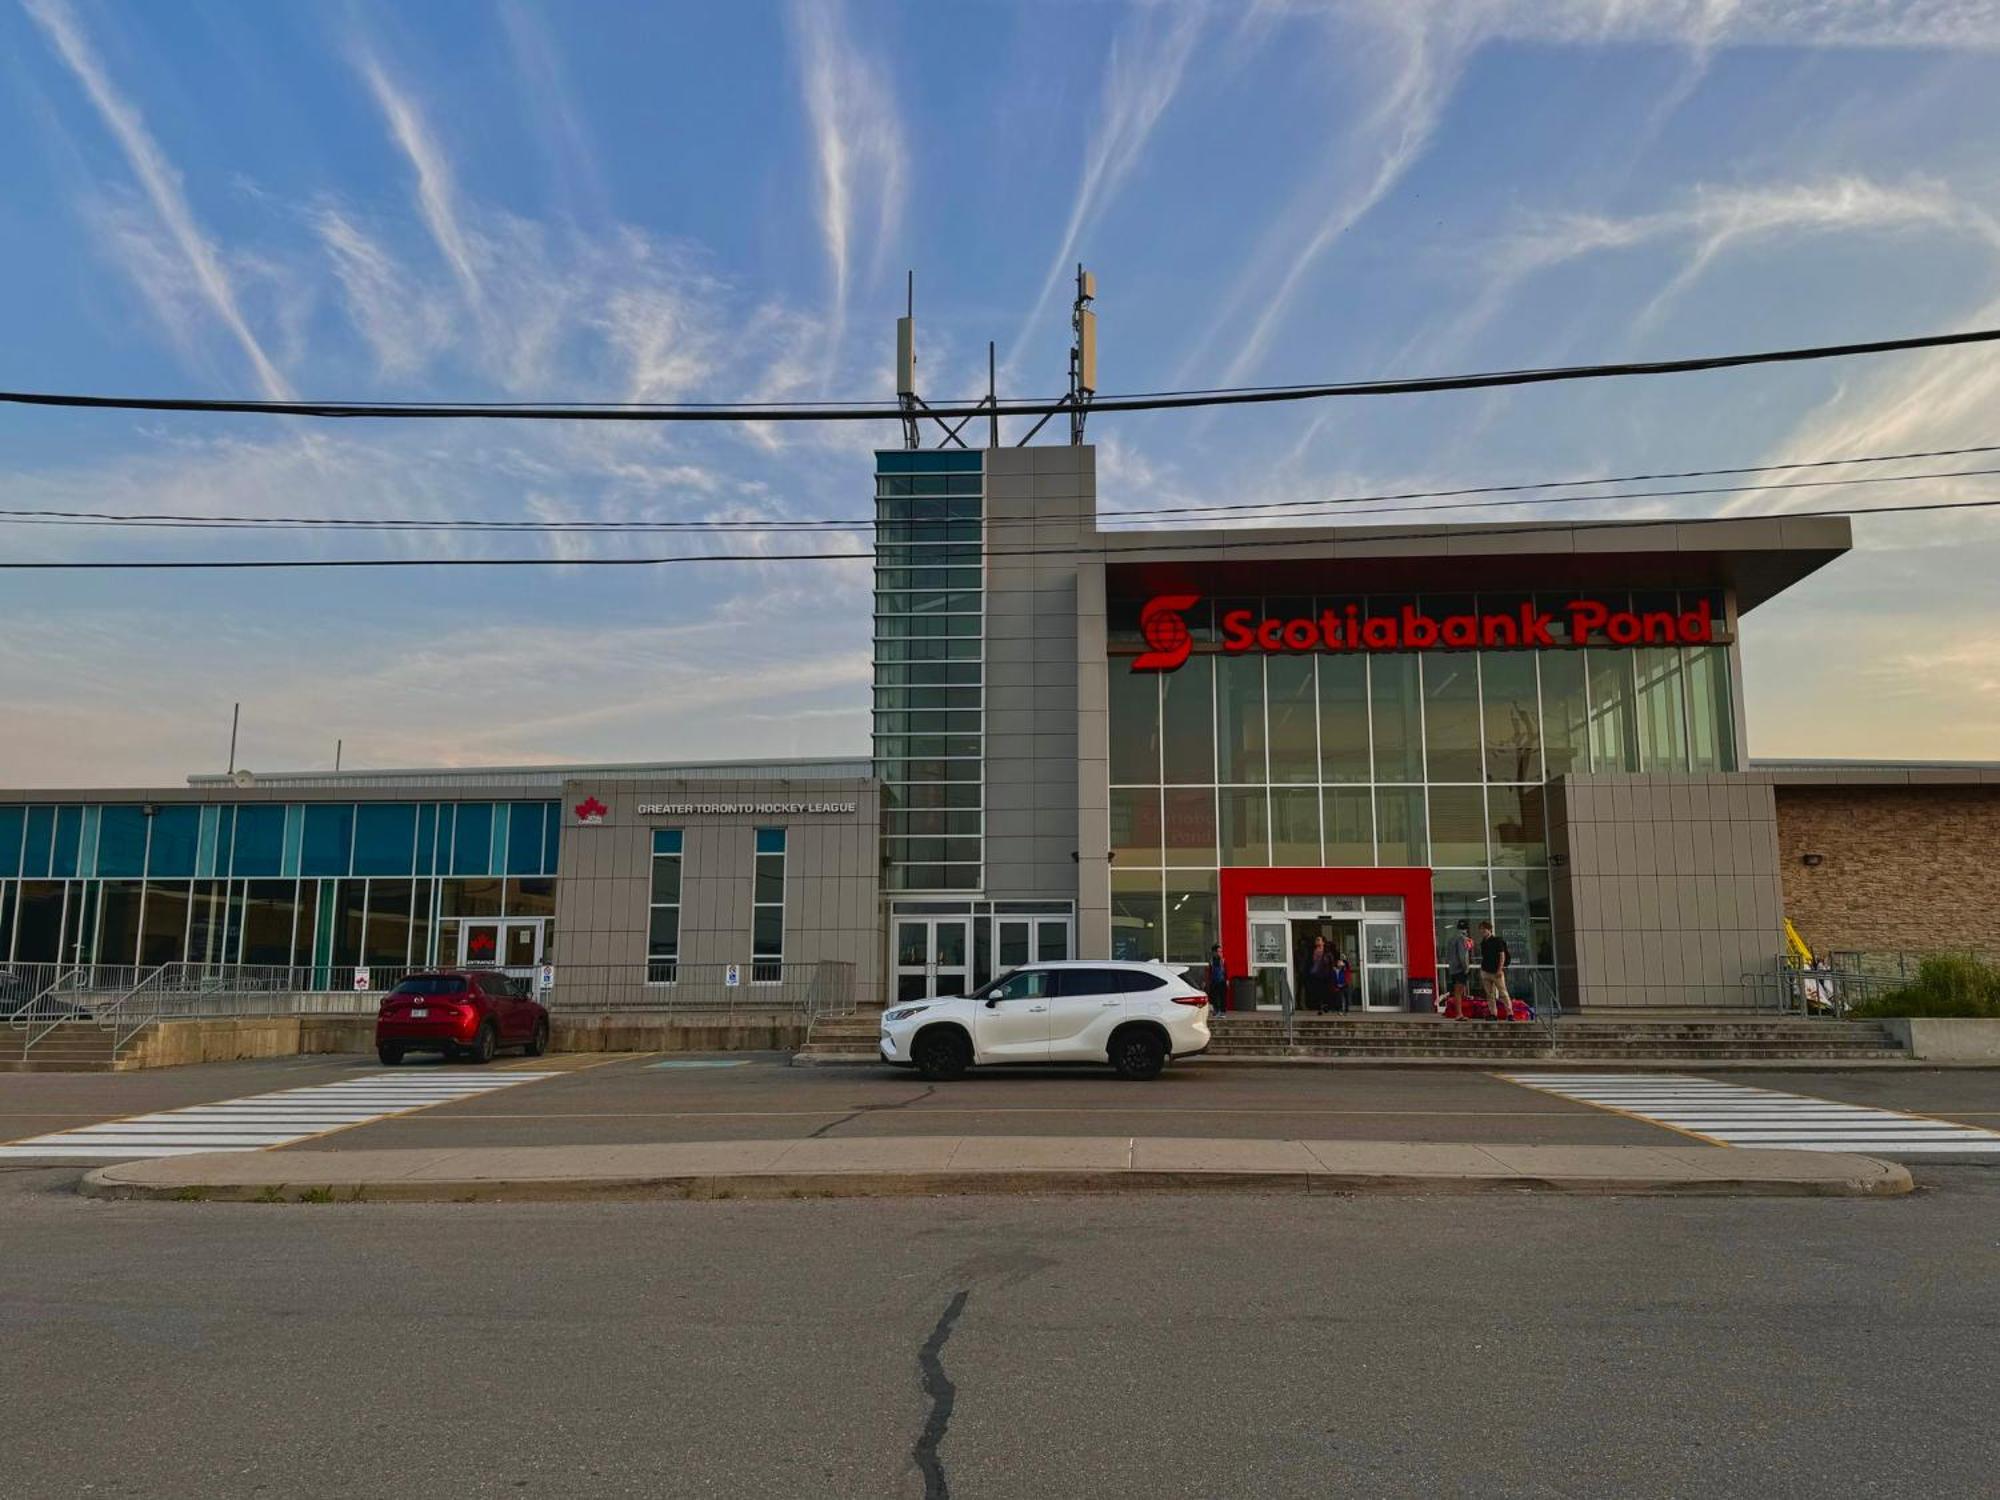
[1739,957,1920,1019]
[9,957,859,1058]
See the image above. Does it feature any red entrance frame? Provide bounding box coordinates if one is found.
[1218,867,1436,985]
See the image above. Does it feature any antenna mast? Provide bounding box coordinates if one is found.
[1068,264,1096,445]
[895,271,920,450]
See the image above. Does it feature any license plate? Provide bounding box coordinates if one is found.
[410,1007,428,1018]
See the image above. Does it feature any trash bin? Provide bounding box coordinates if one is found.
[1407,977,1437,1014]
[1230,975,1259,1014]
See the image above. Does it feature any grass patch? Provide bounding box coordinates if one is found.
[1848,955,2000,1019]
[253,1185,286,1204]
[295,1186,336,1204]
[170,1186,209,1203]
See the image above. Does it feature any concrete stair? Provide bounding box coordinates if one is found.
[1207,1015,1908,1063]
[0,1021,119,1072]
[795,1010,1909,1065]
[794,1011,885,1060]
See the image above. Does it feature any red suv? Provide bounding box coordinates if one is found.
[375,970,550,1066]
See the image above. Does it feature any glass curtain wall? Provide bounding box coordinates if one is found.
[874,450,984,893]
[0,800,560,972]
[1107,591,1736,978]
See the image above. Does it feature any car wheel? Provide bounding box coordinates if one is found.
[466,1024,497,1065]
[377,1043,403,1067]
[524,1019,549,1058]
[911,1028,970,1081]
[1110,1028,1166,1081]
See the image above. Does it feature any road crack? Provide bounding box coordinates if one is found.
[807,1086,938,1139]
[913,1289,969,1499]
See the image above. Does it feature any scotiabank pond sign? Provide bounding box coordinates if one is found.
[1131,593,1714,672]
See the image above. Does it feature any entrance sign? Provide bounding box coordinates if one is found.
[635,801,856,816]
[1132,594,1714,671]
[724,963,741,988]
[352,968,371,992]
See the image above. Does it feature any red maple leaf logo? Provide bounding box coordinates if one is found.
[573,796,608,824]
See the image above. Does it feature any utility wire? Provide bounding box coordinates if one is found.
[4,325,1999,423]
[0,494,1989,569]
[3,455,1997,534]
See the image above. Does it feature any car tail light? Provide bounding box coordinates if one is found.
[1169,991,1210,1006]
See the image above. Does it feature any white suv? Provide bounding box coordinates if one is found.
[879,961,1212,1081]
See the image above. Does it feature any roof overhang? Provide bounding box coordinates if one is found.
[1094,514,1850,615]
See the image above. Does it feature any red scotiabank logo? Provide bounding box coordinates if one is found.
[1129,594,1713,671]
[1132,593,1201,671]
[573,796,608,825]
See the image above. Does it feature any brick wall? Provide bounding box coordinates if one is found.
[1775,785,2000,960]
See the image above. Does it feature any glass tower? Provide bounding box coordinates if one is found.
[873,450,985,892]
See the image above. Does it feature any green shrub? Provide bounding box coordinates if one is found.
[1848,955,2000,1019]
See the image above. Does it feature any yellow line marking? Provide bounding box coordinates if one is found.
[1489,1073,1729,1146]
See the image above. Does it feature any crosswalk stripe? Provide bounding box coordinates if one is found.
[1500,1072,2000,1157]
[0,1070,557,1161]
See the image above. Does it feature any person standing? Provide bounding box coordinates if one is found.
[1332,948,1352,1013]
[1477,920,1511,1015]
[1206,943,1229,1016]
[1305,935,1334,1015]
[1447,920,1475,990]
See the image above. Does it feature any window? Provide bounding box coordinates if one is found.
[984,969,1052,1001]
[394,975,467,996]
[231,805,285,877]
[647,829,682,984]
[752,828,786,982]
[353,804,417,876]
[300,805,354,878]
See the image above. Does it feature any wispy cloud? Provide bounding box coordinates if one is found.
[1004,2,1206,376]
[356,55,486,313]
[23,0,294,399]
[788,0,907,380]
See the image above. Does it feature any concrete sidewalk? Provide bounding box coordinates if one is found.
[78,1136,1913,1202]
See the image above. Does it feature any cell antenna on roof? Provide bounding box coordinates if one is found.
[896,270,920,450]
[1069,264,1096,445]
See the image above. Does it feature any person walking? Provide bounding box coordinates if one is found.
[1477,920,1512,1016]
[1206,943,1229,1016]
[1447,919,1475,991]
[1305,934,1334,1015]
[1332,948,1352,1013]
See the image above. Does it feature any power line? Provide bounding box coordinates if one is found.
[4,324,1999,423]
[0,493,1991,569]
[4,454,1999,535]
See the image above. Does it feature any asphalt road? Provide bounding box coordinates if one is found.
[4,1055,1996,1159]
[3,1165,1995,1499]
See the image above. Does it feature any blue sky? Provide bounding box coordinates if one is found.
[4,0,2000,784]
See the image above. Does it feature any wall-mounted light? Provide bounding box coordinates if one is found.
[1800,853,1824,868]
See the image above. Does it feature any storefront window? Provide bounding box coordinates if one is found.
[96,807,148,879]
[1374,788,1426,866]
[147,807,200,879]
[1270,788,1319,864]
[1587,650,1638,772]
[1428,785,1488,867]
[1421,654,1484,783]
[1480,651,1541,784]
[139,881,191,966]
[1164,869,1217,963]
[1635,648,1688,771]
[1487,785,1547,867]
[1540,649,1591,777]
[1110,788,1162,866]
[1687,645,1737,772]
[1370,654,1424,783]
[1216,654,1267,784]
[1161,657,1214,784]
[1266,656,1317,784]
[1325,787,1373,865]
[353,804,417,876]
[1220,788,1269,865]
[1318,655,1370,782]
[1108,670,1160,785]
[1110,871,1163,961]
[97,880,144,965]
[1162,788,1217,866]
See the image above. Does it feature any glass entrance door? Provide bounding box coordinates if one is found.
[462,920,543,977]
[893,917,971,1005]
[995,916,1070,971]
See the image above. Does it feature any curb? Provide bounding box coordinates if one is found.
[791,1053,1938,1071]
[79,1162,1913,1205]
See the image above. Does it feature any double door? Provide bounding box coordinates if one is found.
[894,917,970,1005]
[460,919,544,978]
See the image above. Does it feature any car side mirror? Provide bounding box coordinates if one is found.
[984,996,998,1008]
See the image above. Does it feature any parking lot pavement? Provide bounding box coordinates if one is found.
[0,1055,369,1146]
[1705,1068,2000,1128]
[264,1055,1706,1152]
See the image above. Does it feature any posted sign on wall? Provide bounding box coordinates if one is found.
[1131,593,1714,671]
